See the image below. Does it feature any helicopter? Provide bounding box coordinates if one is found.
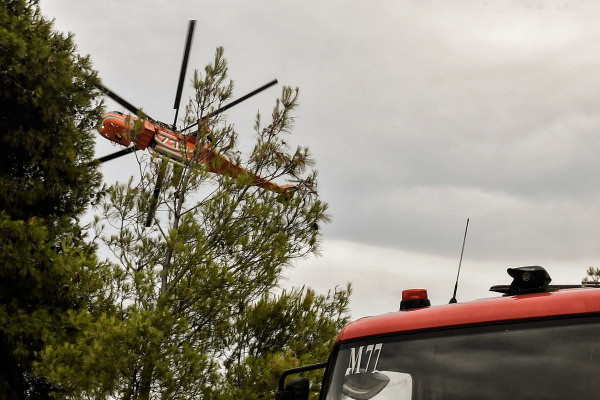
[94,20,294,226]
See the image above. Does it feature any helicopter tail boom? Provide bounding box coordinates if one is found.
[151,130,292,195]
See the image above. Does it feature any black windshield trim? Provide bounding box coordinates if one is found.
[319,349,338,400]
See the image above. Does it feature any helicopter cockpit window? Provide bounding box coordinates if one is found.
[324,315,600,400]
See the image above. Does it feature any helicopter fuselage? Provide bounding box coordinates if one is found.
[97,111,294,194]
[99,111,199,161]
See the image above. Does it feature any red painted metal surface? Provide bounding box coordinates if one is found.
[99,112,156,150]
[402,289,428,300]
[336,288,600,343]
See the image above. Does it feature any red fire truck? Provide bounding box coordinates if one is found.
[276,266,600,400]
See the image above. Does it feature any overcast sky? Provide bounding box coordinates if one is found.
[39,0,600,319]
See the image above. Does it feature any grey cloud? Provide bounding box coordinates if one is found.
[39,0,600,304]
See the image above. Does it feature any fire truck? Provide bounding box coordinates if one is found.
[276,266,600,400]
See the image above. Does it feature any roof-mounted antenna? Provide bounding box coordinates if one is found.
[449,218,469,304]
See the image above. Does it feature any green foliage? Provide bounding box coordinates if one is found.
[0,0,103,221]
[37,49,351,400]
[0,0,104,398]
[1,3,346,400]
[219,286,351,400]
[583,267,600,283]
[0,214,109,399]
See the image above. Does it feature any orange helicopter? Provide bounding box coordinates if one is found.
[97,107,290,195]
[95,20,294,226]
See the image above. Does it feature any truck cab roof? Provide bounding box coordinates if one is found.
[335,287,600,343]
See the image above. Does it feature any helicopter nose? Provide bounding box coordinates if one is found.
[99,114,132,147]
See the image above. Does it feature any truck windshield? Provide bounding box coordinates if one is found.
[324,315,600,400]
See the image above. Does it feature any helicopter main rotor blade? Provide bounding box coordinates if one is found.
[145,158,169,227]
[95,146,140,164]
[96,83,140,116]
[97,83,155,122]
[172,20,197,128]
[180,79,278,133]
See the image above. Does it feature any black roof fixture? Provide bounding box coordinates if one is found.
[490,266,585,295]
[491,266,551,294]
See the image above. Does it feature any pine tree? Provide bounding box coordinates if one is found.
[0,0,105,398]
[37,48,351,400]
[583,267,600,283]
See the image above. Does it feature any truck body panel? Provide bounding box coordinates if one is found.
[335,287,600,343]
